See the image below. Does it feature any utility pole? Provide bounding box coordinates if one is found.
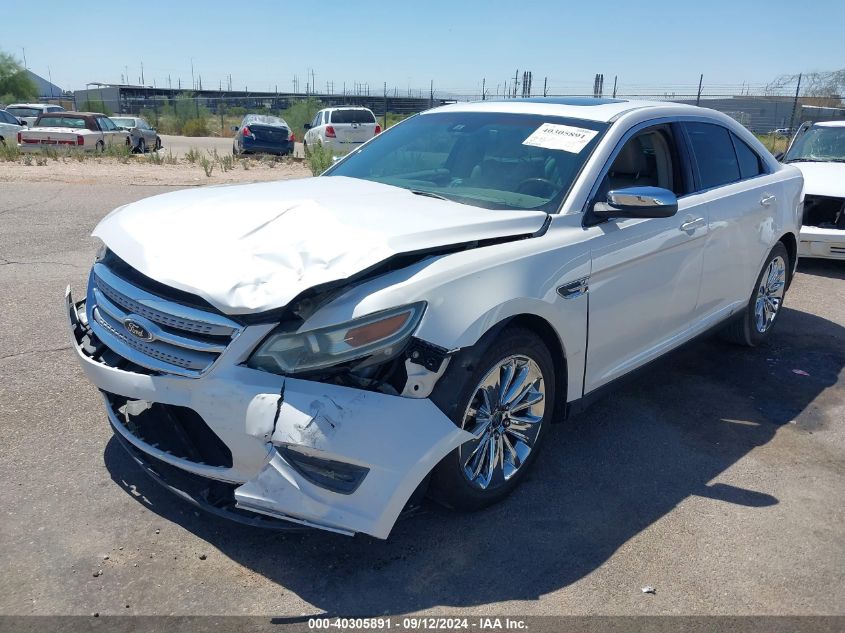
[612,75,618,98]
[482,78,486,100]
[140,61,144,85]
[429,80,433,108]
[513,69,519,98]
[543,76,548,97]
[190,58,195,90]
[696,73,703,106]
[21,47,27,69]
[383,82,387,130]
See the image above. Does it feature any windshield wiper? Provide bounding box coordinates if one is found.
[410,189,451,201]
[786,158,828,163]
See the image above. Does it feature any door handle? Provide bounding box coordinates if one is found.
[760,194,776,207]
[679,217,706,232]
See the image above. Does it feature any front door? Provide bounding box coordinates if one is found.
[584,123,709,392]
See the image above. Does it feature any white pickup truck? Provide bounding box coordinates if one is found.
[19,111,129,152]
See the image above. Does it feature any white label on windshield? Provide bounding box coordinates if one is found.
[522,123,599,153]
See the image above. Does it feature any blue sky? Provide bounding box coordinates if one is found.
[8,0,844,96]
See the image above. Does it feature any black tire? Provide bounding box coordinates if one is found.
[721,242,790,346]
[95,141,104,152]
[155,137,162,151]
[136,138,145,154]
[429,327,556,511]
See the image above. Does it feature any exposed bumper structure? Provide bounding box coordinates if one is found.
[66,288,471,539]
[799,226,845,260]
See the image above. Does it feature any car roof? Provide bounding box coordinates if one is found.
[325,106,372,111]
[8,103,60,108]
[813,120,845,128]
[427,97,703,123]
[38,111,102,118]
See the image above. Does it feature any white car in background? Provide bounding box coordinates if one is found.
[0,109,24,145]
[303,106,380,154]
[5,103,65,127]
[782,120,845,260]
[67,98,802,539]
[19,112,129,152]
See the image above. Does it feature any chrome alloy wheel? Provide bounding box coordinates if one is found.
[459,355,546,490]
[754,255,786,333]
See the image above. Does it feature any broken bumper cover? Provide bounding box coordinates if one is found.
[799,226,845,259]
[66,288,471,538]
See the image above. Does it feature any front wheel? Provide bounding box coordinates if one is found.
[721,242,789,346]
[430,327,555,511]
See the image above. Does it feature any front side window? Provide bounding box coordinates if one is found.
[0,111,17,124]
[785,125,845,163]
[595,126,685,204]
[327,111,608,212]
[685,122,741,190]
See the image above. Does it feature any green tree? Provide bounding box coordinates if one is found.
[0,51,38,104]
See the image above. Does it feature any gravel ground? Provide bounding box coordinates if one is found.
[0,179,843,617]
[0,154,310,187]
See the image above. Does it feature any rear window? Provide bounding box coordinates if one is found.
[111,118,136,128]
[685,122,741,190]
[7,107,40,118]
[36,116,88,128]
[330,109,375,124]
[731,133,764,179]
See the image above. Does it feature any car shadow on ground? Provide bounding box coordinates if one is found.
[104,306,844,614]
[797,258,845,281]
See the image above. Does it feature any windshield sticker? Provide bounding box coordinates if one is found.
[522,123,599,153]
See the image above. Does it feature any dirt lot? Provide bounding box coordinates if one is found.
[0,153,310,187]
[0,177,843,617]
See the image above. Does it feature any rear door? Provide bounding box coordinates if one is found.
[329,108,376,145]
[96,116,119,146]
[684,122,782,320]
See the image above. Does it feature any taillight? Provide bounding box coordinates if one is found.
[374,124,381,135]
[77,135,84,146]
[289,131,295,142]
[242,126,252,137]
[325,125,336,138]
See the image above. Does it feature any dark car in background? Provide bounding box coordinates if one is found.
[111,116,161,153]
[232,114,295,156]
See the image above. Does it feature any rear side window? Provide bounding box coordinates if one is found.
[685,122,740,190]
[731,133,764,179]
[330,109,376,124]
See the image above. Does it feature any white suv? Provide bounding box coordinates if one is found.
[303,106,380,153]
[67,98,802,539]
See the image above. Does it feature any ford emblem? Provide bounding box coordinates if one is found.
[124,318,154,342]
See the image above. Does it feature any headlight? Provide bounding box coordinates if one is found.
[247,302,426,375]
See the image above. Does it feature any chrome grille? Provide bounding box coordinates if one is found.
[86,262,241,377]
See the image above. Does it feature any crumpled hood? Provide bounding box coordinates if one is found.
[791,162,845,198]
[94,176,548,315]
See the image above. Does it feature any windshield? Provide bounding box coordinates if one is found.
[7,107,40,118]
[37,116,87,128]
[326,111,607,211]
[331,109,376,124]
[785,125,845,162]
[111,118,136,128]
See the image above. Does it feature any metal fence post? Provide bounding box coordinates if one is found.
[789,73,802,134]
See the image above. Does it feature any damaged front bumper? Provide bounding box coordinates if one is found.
[66,287,471,539]
[799,226,845,259]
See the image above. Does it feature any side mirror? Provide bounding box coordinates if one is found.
[230,125,239,132]
[303,123,312,130]
[591,186,679,222]
[774,152,784,161]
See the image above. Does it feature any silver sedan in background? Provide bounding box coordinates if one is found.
[111,116,161,153]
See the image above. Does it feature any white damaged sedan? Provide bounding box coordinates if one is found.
[67,98,803,538]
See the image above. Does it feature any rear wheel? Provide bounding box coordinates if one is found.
[136,138,146,154]
[95,141,104,152]
[155,136,162,151]
[430,328,555,511]
[721,242,789,346]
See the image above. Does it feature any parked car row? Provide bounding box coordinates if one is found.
[67,97,808,539]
